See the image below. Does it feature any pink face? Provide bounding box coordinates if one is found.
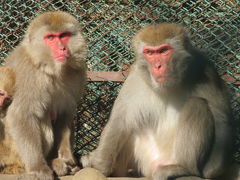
[0,90,11,109]
[143,44,174,83]
[44,32,71,62]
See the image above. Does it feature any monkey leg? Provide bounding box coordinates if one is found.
[6,111,54,179]
[153,97,214,180]
[81,120,129,176]
[0,164,25,174]
[0,127,25,174]
[111,137,137,177]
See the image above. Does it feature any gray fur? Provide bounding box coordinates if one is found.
[81,23,235,180]
[3,11,87,179]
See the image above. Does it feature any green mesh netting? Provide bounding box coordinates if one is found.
[0,0,239,161]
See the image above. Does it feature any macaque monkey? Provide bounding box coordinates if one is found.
[81,23,235,180]
[0,66,24,174]
[3,11,87,179]
[0,66,15,116]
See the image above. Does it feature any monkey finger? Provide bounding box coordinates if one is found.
[80,154,92,168]
[51,158,69,176]
[68,166,80,175]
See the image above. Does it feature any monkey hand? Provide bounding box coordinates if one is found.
[152,165,196,180]
[152,167,170,180]
[81,151,112,176]
[51,157,80,176]
[81,154,92,168]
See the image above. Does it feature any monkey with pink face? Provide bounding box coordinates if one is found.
[2,11,87,179]
[82,23,236,180]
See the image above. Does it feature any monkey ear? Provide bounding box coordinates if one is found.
[177,26,189,39]
[131,30,144,56]
[178,26,192,48]
[24,33,31,44]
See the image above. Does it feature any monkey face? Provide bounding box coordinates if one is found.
[0,90,12,110]
[23,11,86,75]
[44,32,71,62]
[143,44,174,83]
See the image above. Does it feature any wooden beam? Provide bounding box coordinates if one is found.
[87,71,129,82]
[87,71,240,85]
[222,74,240,85]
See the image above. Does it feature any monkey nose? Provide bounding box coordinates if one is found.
[56,40,65,50]
[60,46,66,51]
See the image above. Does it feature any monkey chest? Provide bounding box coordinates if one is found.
[48,87,76,117]
[133,126,177,176]
[132,105,180,175]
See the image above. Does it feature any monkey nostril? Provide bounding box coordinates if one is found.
[154,63,162,69]
[60,46,66,51]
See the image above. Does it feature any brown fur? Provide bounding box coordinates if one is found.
[27,11,78,34]
[81,23,235,180]
[0,134,24,174]
[2,11,87,179]
[0,66,24,173]
[0,67,15,96]
[134,23,185,46]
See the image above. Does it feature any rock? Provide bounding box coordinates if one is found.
[73,168,107,180]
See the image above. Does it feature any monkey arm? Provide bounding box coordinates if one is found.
[81,100,130,176]
[52,112,75,160]
[82,70,150,176]
[193,68,234,177]
[49,111,80,176]
[5,100,53,176]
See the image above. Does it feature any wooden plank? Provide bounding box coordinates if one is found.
[222,74,240,85]
[87,71,129,82]
[87,71,240,85]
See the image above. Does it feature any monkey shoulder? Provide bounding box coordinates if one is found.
[113,71,163,122]
[5,45,33,75]
[194,62,229,99]
[189,63,232,124]
[119,68,152,99]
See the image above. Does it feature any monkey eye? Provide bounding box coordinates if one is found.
[158,46,171,54]
[60,32,71,38]
[144,49,154,55]
[46,34,55,40]
[148,51,154,55]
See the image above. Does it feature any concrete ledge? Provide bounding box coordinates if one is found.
[0,174,148,180]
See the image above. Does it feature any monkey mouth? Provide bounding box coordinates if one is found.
[155,75,168,82]
[55,56,68,62]
[152,63,166,76]
[151,63,168,82]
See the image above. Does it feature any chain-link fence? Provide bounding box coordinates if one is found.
[0,0,239,161]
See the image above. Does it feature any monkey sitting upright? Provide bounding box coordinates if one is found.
[2,11,87,180]
[0,66,24,174]
[0,66,15,117]
[82,23,236,180]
